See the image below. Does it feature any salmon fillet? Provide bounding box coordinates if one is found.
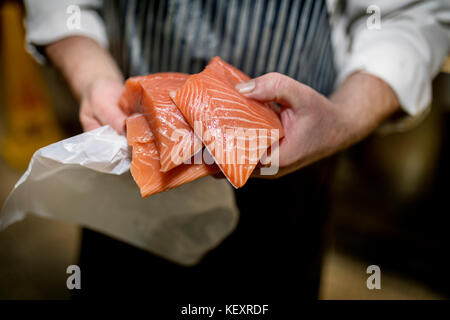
[119,75,147,115]
[139,73,203,172]
[171,57,284,188]
[120,73,202,172]
[126,114,217,198]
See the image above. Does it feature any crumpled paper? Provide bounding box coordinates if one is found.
[0,126,239,266]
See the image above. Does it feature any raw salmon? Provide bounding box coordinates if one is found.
[139,73,202,172]
[120,73,202,172]
[171,57,284,188]
[126,114,217,198]
[119,75,147,115]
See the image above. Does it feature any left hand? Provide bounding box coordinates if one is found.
[236,72,399,178]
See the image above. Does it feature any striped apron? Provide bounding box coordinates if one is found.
[103,0,336,96]
[78,0,337,301]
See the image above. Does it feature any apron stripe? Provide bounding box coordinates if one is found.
[285,0,313,79]
[276,0,301,74]
[266,0,290,73]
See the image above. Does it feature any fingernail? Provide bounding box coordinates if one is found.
[235,80,255,93]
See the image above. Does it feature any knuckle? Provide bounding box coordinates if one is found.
[267,72,282,78]
[271,74,284,94]
[266,72,283,85]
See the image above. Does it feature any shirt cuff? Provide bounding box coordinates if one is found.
[336,30,432,119]
[25,6,108,64]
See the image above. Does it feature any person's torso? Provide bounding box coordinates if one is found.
[103,0,336,96]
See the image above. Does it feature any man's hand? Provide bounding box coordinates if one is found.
[80,78,126,134]
[45,36,126,134]
[236,72,399,178]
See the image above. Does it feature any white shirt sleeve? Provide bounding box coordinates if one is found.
[329,0,450,121]
[24,0,108,64]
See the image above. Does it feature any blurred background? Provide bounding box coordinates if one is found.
[0,1,449,300]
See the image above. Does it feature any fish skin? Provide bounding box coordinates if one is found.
[172,57,284,188]
[126,114,217,198]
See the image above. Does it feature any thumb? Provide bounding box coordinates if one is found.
[235,72,304,109]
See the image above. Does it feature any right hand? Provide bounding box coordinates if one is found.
[79,78,127,134]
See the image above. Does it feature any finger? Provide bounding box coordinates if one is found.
[235,72,307,109]
[79,101,102,132]
[94,104,127,135]
[80,113,102,132]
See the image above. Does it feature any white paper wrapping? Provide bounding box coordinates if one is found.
[0,126,239,266]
